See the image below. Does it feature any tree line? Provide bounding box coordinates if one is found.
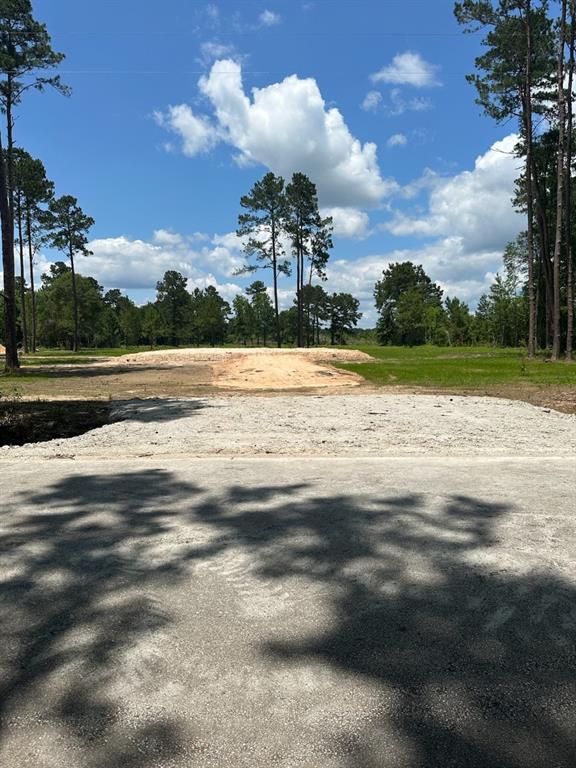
[373,259,530,347]
[0,0,94,371]
[455,0,576,360]
[0,263,365,349]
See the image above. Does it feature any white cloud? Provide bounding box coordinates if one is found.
[383,134,523,253]
[158,58,396,207]
[321,207,370,239]
[258,9,282,27]
[50,228,246,293]
[361,90,382,112]
[197,40,236,67]
[385,88,432,116]
[371,51,440,88]
[387,133,408,148]
[187,274,243,304]
[153,229,185,246]
[153,105,219,156]
[325,239,503,324]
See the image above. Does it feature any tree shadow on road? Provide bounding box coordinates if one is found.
[3,468,576,767]
[0,469,219,767]
[191,483,576,768]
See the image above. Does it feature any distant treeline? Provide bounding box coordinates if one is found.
[0,254,530,350]
[0,264,363,349]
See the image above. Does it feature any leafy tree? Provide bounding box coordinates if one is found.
[40,195,94,351]
[237,172,291,347]
[232,294,255,345]
[301,284,330,346]
[246,280,274,345]
[155,270,191,345]
[12,150,53,352]
[374,262,443,345]
[454,0,555,356]
[445,297,473,345]
[285,172,333,347]
[328,292,362,345]
[140,302,163,348]
[195,285,230,346]
[36,263,105,348]
[103,289,140,346]
[0,0,68,370]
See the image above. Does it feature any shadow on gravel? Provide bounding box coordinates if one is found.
[114,398,211,424]
[2,470,575,766]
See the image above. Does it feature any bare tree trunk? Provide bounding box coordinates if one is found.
[271,219,281,347]
[525,0,537,358]
[566,0,576,360]
[552,0,567,360]
[16,195,28,353]
[0,131,18,371]
[69,244,79,352]
[26,209,37,353]
[532,159,554,346]
[296,226,303,347]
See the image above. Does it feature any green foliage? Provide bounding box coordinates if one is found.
[374,262,444,345]
[232,294,255,345]
[194,285,230,346]
[36,265,104,348]
[328,292,362,345]
[454,0,554,123]
[40,195,94,258]
[0,0,69,107]
[155,270,191,345]
[246,280,274,344]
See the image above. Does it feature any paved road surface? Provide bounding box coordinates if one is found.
[2,456,575,767]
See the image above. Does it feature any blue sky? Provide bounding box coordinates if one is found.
[17,0,524,324]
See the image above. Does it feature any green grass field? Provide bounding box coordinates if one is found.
[18,346,162,365]
[339,345,576,388]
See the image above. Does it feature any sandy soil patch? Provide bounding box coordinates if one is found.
[103,347,373,367]
[212,352,363,390]
[91,347,371,391]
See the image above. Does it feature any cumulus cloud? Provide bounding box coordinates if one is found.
[383,134,523,252]
[371,51,440,88]
[157,58,396,208]
[258,9,282,27]
[59,228,246,293]
[197,40,236,67]
[387,133,408,148]
[361,90,382,112]
[187,274,243,304]
[153,105,219,156]
[325,238,505,324]
[321,207,370,239]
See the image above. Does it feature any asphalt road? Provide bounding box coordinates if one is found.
[2,456,575,767]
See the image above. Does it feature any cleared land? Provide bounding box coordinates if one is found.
[2,346,576,767]
[2,345,575,413]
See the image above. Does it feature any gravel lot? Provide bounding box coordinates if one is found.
[2,393,575,460]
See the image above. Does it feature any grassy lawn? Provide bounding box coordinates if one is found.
[341,345,576,388]
[18,346,165,365]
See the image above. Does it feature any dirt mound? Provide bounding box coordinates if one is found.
[93,347,372,391]
[105,347,372,367]
[212,352,363,390]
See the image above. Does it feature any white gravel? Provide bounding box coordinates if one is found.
[2,393,575,460]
